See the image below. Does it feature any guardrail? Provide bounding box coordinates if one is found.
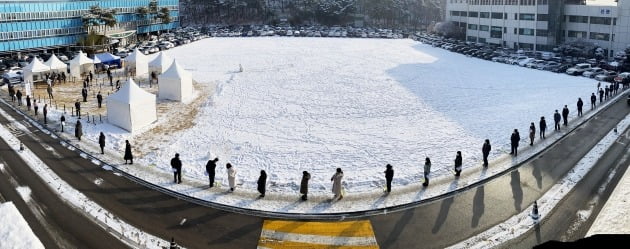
[0,89,627,221]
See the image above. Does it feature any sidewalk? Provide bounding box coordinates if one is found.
[1,88,628,214]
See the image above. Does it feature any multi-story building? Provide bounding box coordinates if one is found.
[0,0,180,54]
[446,0,629,57]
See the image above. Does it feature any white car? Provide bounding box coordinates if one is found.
[509,56,528,65]
[524,59,543,68]
[595,71,617,81]
[566,63,591,75]
[518,58,536,67]
[582,67,605,78]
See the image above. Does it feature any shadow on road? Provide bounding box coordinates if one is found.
[381,209,415,248]
[432,196,455,234]
[471,186,485,228]
[511,170,523,211]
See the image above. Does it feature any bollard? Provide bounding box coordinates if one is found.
[71,107,74,117]
[99,114,102,123]
[93,115,96,126]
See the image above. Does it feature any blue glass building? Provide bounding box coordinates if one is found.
[0,0,179,53]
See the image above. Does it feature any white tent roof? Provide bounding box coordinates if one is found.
[23,58,49,73]
[69,51,93,66]
[125,48,147,64]
[148,52,173,70]
[108,78,155,104]
[43,54,67,71]
[160,60,191,79]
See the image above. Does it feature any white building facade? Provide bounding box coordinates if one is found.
[446,0,630,57]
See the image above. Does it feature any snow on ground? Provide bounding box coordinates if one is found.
[0,109,172,249]
[450,112,630,249]
[587,157,630,235]
[143,37,597,193]
[0,201,45,249]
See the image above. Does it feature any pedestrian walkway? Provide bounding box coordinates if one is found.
[258,220,379,249]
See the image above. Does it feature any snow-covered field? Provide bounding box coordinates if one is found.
[135,37,597,193]
[0,202,44,249]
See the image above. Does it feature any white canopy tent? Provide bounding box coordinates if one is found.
[107,78,157,132]
[69,51,94,79]
[22,58,50,83]
[158,60,194,102]
[148,52,173,75]
[43,54,68,74]
[125,48,149,79]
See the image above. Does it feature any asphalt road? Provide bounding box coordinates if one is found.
[0,130,130,249]
[0,93,629,249]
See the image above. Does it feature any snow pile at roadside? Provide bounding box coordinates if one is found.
[0,108,173,249]
[587,156,630,235]
[448,113,630,249]
[0,202,45,249]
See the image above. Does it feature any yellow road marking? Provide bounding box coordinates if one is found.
[258,239,380,249]
[262,220,376,237]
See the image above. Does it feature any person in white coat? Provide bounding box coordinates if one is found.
[331,168,344,200]
[226,163,236,191]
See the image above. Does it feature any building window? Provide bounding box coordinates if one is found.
[479,25,489,31]
[491,26,502,38]
[491,12,503,19]
[480,12,490,18]
[589,32,610,41]
[519,28,535,36]
[590,17,612,25]
[568,15,589,23]
[536,29,548,37]
[469,11,478,18]
[519,13,535,21]
[537,14,548,21]
[468,24,478,30]
[467,36,477,42]
[568,30,587,38]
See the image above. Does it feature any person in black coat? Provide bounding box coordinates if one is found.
[8,85,15,102]
[15,90,22,105]
[206,157,219,188]
[81,87,88,102]
[75,100,81,118]
[257,170,267,198]
[33,101,38,116]
[562,105,569,126]
[98,132,105,154]
[75,120,82,141]
[454,151,462,177]
[577,98,584,117]
[60,114,65,132]
[300,171,310,201]
[384,164,394,193]
[26,95,31,111]
[482,139,491,167]
[599,88,604,103]
[590,93,597,110]
[89,71,93,83]
[539,116,547,139]
[97,92,103,108]
[510,129,520,156]
[124,140,133,164]
[171,153,182,184]
[553,110,561,131]
[605,86,609,100]
[43,104,48,124]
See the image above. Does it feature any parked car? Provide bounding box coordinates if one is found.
[551,64,572,73]
[582,67,605,78]
[1,70,23,86]
[524,59,543,68]
[566,63,592,75]
[595,71,618,82]
[538,61,561,70]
